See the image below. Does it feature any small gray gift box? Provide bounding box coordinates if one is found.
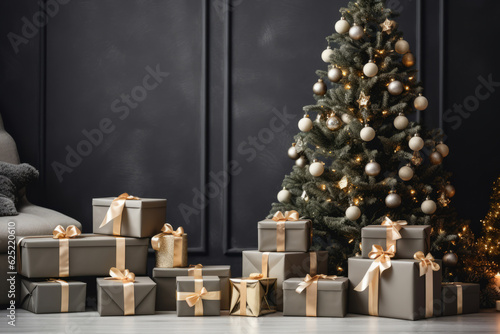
[258,218,312,252]
[283,276,348,317]
[176,276,221,317]
[361,225,431,259]
[93,197,167,238]
[20,279,86,314]
[440,282,480,316]
[153,265,231,311]
[96,276,156,316]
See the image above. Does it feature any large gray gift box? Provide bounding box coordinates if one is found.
[17,235,148,278]
[441,283,480,316]
[152,265,231,311]
[283,277,348,317]
[361,225,431,259]
[20,279,86,314]
[242,250,328,311]
[176,276,221,317]
[258,219,312,252]
[92,197,167,238]
[97,276,156,316]
[348,257,442,320]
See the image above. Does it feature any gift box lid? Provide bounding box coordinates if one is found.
[442,282,480,296]
[258,219,311,230]
[153,265,231,278]
[92,197,167,208]
[177,276,220,283]
[361,225,431,239]
[230,277,277,284]
[17,234,149,248]
[21,279,86,293]
[282,277,348,291]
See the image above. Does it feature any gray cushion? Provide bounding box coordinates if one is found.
[0,199,82,254]
[0,115,20,165]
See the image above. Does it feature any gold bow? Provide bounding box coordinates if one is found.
[185,287,208,307]
[99,193,140,235]
[272,210,299,222]
[414,251,440,318]
[249,273,264,280]
[176,280,221,316]
[52,225,81,239]
[354,245,395,316]
[104,267,136,283]
[381,217,407,244]
[47,279,69,313]
[188,264,204,279]
[104,267,136,316]
[295,274,338,317]
[295,274,337,294]
[151,223,185,251]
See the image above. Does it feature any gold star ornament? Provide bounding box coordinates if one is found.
[357,92,371,109]
[380,18,396,34]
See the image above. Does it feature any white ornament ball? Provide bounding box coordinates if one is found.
[399,166,414,181]
[341,113,353,124]
[360,126,376,142]
[335,18,351,34]
[298,117,313,132]
[409,135,424,151]
[363,61,379,78]
[414,95,429,110]
[288,145,299,160]
[277,189,292,203]
[395,39,410,54]
[388,80,404,95]
[328,67,343,83]
[394,114,409,130]
[309,161,325,177]
[349,24,364,40]
[385,192,402,208]
[421,199,437,215]
[321,46,334,63]
[346,205,361,221]
[436,143,450,157]
[365,161,381,177]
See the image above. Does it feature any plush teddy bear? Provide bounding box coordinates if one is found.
[0,161,39,216]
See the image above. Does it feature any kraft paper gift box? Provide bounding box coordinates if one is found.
[17,234,148,278]
[20,279,86,314]
[441,282,480,316]
[93,195,167,238]
[97,271,156,316]
[176,276,221,317]
[348,251,442,321]
[283,275,348,317]
[242,250,328,311]
[151,224,188,268]
[258,210,312,252]
[153,265,231,311]
[229,277,277,317]
[361,223,431,259]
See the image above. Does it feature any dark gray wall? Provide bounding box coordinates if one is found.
[1,0,499,275]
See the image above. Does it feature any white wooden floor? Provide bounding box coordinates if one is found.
[1,309,499,333]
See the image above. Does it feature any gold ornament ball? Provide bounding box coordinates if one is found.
[295,156,308,168]
[414,95,429,110]
[360,125,376,142]
[313,79,327,95]
[394,114,409,130]
[321,46,334,63]
[288,145,299,160]
[421,199,437,214]
[409,135,425,151]
[430,151,443,165]
[298,116,313,132]
[335,18,351,34]
[346,205,361,221]
[349,24,364,40]
[365,161,381,176]
[309,161,325,177]
[399,166,414,181]
[388,80,404,95]
[445,184,456,198]
[328,67,343,82]
[326,115,342,130]
[402,52,416,67]
[385,192,402,208]
[443,252,458,267]
[395,39,410,54]
[436,143,450,157]
[363,61,379,78]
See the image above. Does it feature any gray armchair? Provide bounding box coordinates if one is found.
[0,114,81,305]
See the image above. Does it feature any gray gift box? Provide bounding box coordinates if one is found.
[20,279,86,314]
[441,283,480,316]
[242,250,328,311]
[17,235,148,278]
[176,276,220,317]
[361,225,431,259]
[258,219,312,252]
[96,276,156,316]
[283,277,348,317]
[153,265,231,311]
[348,257,442,320]
[92,197,167,238]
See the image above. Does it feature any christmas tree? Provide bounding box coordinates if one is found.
[269,0,459,274]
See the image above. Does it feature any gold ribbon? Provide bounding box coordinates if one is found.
[239,280,247,316]
[176,278,221,316]
[115,237,126,271]
[456,284,463,315]
[261,252,270,278]
[104,267,136,316]
[381,217,407,251]
[354,245,395,316]
[99,193,140,236]
[309,252,317,276]
[295,274,338,317]
[47,279,69,313]
[188,264,204,279]
[272,211,299,252]
[414,251,440,318]
[151,223,185,267]
[52,225,81,277]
